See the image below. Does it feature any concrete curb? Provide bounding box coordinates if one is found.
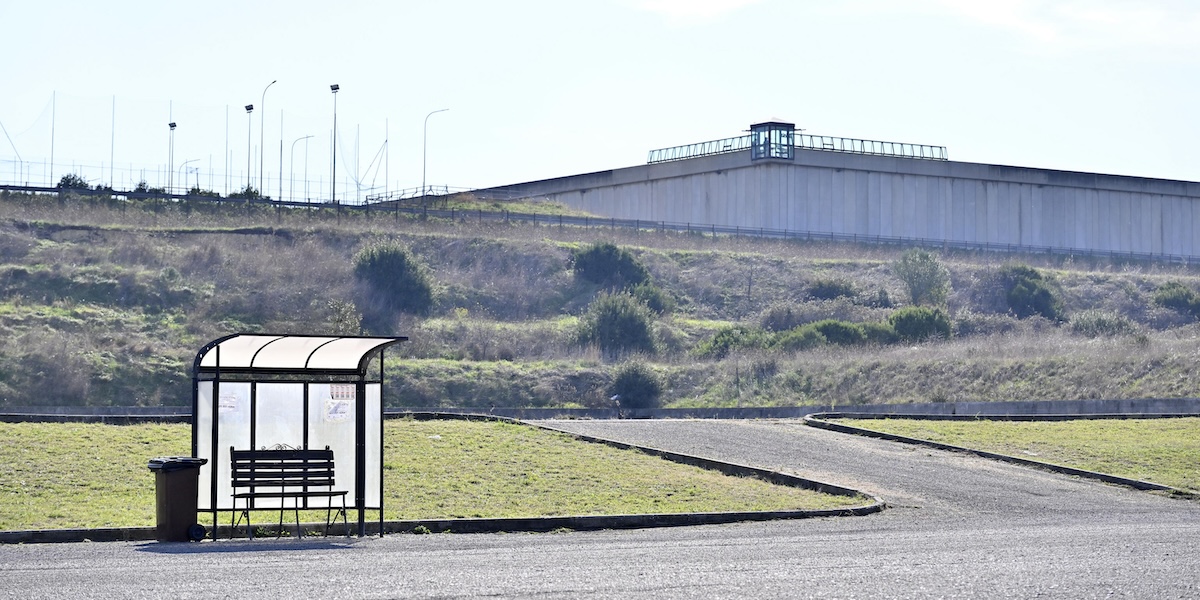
[803,413,1200,500]
[0,416,883,544]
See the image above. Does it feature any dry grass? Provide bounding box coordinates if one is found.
[5,191,1200,409]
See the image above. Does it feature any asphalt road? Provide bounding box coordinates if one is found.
[2,419,1198,599]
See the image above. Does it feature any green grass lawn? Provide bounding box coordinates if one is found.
[0,419,862,531]
[834,417,1200,492]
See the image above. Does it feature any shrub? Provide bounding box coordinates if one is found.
[888,306,952,342]
[808,278,857,301]
[998,264,1062,321]
[1069,309,1137,338]
[570,242,650,289]
[772,326,827,352]
[860,321,899,345]
[1152,281,1200,316]
[57,173,89,189]
[608,362,663,410]
[695,325,770,359]
[630,282,674,315]
[760,302,805,332]
[578,292,656,357]
[807,319,866,346]
[353,241,435,328]
[893,249,950,306]
[865,289,894,309]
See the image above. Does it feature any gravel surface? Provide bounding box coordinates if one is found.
[2,418,1198,599]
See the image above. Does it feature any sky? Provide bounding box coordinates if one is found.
[1,0,1198,202]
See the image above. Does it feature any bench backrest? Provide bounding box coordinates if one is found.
[230,446,337,490]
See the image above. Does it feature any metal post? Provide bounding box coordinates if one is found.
[290,135,313,203]
[330,84,339,203]
[244,105,254,192]
[422,109,448,200]
[260,80,276,198]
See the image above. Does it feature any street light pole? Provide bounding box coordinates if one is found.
[259,80,276,199]
[290,134,313,203]
[168,122,176,194]
[422,108,449,199]
[244,105,254,192]
[177,159,198,195]
[330,84,339,204]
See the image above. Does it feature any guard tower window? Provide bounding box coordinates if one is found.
[750,121,795,161]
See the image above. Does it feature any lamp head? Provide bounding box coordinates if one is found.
[330,84,339,93]
[168,122,176,130]
[245,105,254,113]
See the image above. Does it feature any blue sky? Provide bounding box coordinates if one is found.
[1,0,1198,201]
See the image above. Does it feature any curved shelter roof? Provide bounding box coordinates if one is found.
[193,333,407,376]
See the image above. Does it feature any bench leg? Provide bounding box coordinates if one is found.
[294,501,303,539]
[232,501,253,540]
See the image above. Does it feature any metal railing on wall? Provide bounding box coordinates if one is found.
[648,133,948,164]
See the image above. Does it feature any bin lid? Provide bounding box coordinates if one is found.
[148,456,208,471]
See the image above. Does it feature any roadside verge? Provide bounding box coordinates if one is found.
[0,416,883,544]
[803,412,1199,500]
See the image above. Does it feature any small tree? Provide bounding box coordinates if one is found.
[608,362,663,410]
[893,249,950,306]
[578,292,656,357]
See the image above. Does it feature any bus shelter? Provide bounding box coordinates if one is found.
[192,333,407,537]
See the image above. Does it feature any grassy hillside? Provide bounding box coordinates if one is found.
[2,190,1200,409]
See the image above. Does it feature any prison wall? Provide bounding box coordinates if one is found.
[483,149,1200,259]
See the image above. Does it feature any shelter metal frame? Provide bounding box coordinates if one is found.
[191,333,407,538]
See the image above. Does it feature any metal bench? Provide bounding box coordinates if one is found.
[230,446,349,539]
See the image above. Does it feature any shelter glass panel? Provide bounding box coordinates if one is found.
[306,383,357,508]
[365,384,382,507]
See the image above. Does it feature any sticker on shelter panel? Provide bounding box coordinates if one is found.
[326,384,355,422]
[219,393,243,414]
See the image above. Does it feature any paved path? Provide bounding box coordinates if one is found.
[2,419,1198,598]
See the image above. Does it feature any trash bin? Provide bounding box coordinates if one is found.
[147,457,208,542]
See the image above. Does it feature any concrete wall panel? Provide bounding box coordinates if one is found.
[525,149,1200,260]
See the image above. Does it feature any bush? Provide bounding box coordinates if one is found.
[695,325,771,359]
[888,306,952,342]
[1153,281,1200,316]
[57,173,89,189]
[772,326,827,352]
[630,282,674,315]
[808,278,857,301]
[998,264,1062,321]
[570,242,650,289]
[760,302,805,332]
[1069,309,1137,338]
[860,321,899,345]
[893,249,950,306]
[578,292,656,357]
[608,362,663,410]
[353,241,435,327]
[807,319,866,346]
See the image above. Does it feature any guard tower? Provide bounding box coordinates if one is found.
[750,121,795,161]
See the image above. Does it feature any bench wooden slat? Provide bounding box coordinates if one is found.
[233,490,347,499]
[233,470,337,479]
